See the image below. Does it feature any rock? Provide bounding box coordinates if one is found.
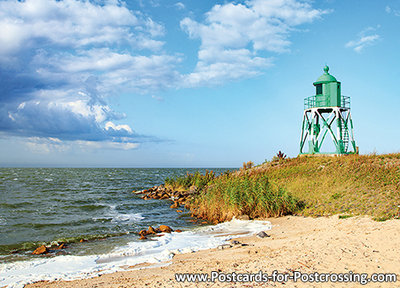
[170,201,179,209]
[139,235,147,240]
[175,229,182,233]
[32,245,48,255]
[132,189,146,194]
[231,240,241,245]
[158,225,173,233]
[56,243,66,250]
[147,226,156,234]
[217,244,232,250]
[237,215,250,220]
[176,210,183,213]
[256,231,270,238]
[177,198,186,204]
[139,229,148,236]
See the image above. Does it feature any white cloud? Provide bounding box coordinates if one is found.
[105,121,133,134]
[0,0,178,149]
[44,49,182,93]
[26,137,70,154]
[0,0,141,56]
[180,0,326,86]
[346,27,380,52]
[25,137,139,154]
[386,5,400,16]
[175,2,185,10]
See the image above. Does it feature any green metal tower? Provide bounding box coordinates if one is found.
[299,66,357,155]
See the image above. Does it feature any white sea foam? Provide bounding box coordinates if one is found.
[104,203,145,223]
[0,219,271,288]
[112,213,144,222]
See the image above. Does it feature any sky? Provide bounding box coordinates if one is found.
[0,0,399,167]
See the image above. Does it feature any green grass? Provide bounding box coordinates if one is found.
[189,173,303,223]
[338,215,353,219]
[164,170,217,191]
[165,153,400,222]
[245,153,400,220]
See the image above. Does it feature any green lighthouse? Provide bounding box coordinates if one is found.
[299,66,357,155]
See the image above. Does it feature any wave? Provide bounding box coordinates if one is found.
[0,218,271,288]
[102,203,144,223]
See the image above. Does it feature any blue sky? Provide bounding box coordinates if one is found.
[0,0,399,167]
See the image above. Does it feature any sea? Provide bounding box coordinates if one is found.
[0,168,272,287]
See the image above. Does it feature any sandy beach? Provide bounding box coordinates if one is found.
[25,215,400,288]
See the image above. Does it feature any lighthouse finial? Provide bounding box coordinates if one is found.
[323,65,329,74]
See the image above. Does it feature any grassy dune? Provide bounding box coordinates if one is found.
[166,154,400,222]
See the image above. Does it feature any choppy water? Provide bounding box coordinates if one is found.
[0,168,232,262]
[0,168,274,288]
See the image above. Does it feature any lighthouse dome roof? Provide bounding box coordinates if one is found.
[313,65,337,84]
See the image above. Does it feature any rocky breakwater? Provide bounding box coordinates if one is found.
[133,184,199,210]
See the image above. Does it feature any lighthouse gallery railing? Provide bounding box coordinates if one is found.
[304,95,350,110]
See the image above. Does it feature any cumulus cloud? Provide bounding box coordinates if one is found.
[345,27,380,53]
[0,0,327,152]
[180,0,326,86]
[0,0,178,149]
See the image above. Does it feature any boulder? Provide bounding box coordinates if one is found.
[147,226,156,234]
[139,229,148,236]
[170,201,179,209]
[256,231,270,238]
[158,225,173,233]
[56,243,66,250]
[139,235,147,240]
[32,245,48,255]
[175,229,182,233]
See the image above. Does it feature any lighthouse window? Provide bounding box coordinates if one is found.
[316,84,322,95]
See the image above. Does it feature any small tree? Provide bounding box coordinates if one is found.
[242,161,255,170]
[272,151,287,162]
